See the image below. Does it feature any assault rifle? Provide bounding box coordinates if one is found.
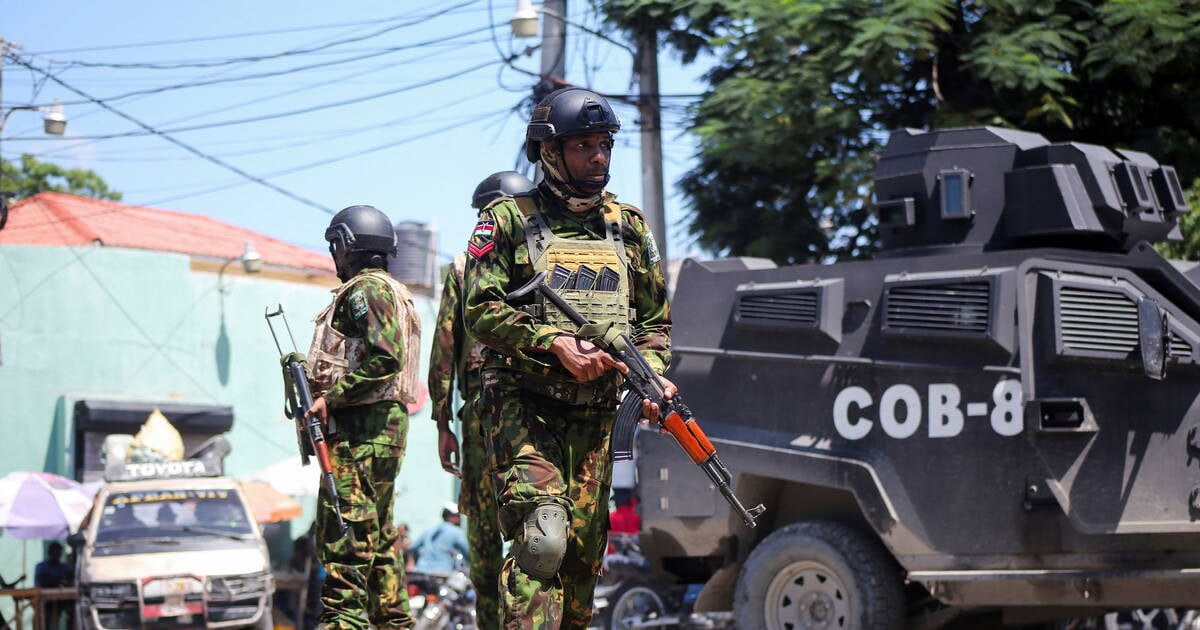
[265,305,349,537]
[507,271,766,528]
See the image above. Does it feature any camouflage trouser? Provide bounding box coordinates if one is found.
[481,370,615,630]
[459,392,504,630]
[317,440,414,629]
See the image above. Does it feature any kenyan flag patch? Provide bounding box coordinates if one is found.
[468,219,496,258]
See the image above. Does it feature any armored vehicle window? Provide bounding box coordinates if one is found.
[884,281,991,335]
[938,169,973,219]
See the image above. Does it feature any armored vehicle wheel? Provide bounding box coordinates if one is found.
[734,521,904,630]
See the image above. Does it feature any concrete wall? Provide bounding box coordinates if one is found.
[0,244,452,589]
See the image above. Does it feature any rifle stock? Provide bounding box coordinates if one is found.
[266,307,350,538]
[507,272,766,528]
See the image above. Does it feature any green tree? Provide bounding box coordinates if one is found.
[0,153,122,201]
[602,0,1200,263]
[1155,179,1200,260]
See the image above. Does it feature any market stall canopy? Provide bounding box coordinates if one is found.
[0,471,96,539]
[240,480,302,524]
[247,457,318,498]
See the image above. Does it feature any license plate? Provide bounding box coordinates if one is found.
[141,576,206,622]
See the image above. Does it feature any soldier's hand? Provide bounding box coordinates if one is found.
[550,334,629,382]
[306,396,331,430]
[437,424,462,478]
[642,376,677,428]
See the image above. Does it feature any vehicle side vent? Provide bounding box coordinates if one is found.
[884,282,991,333]
[1058,287,1137,354]
[1168,330,1192,359]
[733,279,844,343]
[735,292,819,327]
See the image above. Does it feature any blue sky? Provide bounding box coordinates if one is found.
[2,0,710,265]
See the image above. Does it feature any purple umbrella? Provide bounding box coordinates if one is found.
[0,471,96,540]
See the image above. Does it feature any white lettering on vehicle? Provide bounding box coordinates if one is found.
[122,460,208,478]
[831,380,1024,440]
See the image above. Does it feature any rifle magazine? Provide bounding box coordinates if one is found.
[612,394,643,461]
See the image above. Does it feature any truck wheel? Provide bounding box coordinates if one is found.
[735,521,904,630]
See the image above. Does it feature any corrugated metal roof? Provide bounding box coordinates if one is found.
[1,192,334,275]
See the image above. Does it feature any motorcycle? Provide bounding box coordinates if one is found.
[408,569,478,630]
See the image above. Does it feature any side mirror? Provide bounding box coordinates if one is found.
[1138,296,1168,381]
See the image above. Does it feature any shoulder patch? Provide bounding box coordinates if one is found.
[348,289,370,321]
[644,230,663,264]
[467,218,496,259]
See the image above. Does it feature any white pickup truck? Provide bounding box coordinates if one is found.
[74,460,274,630]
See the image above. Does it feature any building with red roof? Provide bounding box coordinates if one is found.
[0,192,450,576]
[1,191,335,282]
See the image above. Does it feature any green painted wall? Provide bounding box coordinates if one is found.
[0,244,452,593]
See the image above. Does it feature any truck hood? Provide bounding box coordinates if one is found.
[82,548,267,582]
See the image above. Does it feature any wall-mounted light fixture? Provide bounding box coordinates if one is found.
[217,241,263,293]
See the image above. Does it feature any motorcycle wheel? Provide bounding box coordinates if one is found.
[597,580,668,630]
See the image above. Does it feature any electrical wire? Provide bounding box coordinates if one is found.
[69,85,503,164]
[34,0,480,70]
[7,56,509,143]
[27,1,482,55]
[5,52,335,214]
[29,27,494,110]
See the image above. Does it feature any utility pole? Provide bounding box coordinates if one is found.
[635,16,667,262]
[538,0,567,100]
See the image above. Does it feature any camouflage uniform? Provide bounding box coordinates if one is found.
[428,253,504,629]
[463,188,671,630]
[313,269,416,630]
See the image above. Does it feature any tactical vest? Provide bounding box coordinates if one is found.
[309,269,422,405]
[451,253,486,398]
[513,195,631,336]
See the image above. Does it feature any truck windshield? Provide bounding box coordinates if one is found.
[95,488,254,544]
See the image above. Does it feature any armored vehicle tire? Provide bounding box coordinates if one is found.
[734,521,904,630]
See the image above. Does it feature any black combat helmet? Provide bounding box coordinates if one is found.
[471,170,535,210]
[325,205,397,256]
[525,87,621,163]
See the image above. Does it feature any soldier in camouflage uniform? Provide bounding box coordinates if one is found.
[462,88,673,630]
[428,170,534,630]
[306,205,423,630]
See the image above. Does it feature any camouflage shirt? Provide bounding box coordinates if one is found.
[324,270,407,408]
[463,188,671,377]
[428,254,486,426]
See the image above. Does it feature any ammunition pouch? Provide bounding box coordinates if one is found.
[519,304,636,325]
[491,369,616,406]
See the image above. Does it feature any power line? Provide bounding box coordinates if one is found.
[5,51,335,214]
[142,106,518,207]
[6,56,508,143]
[26,1,483,55]
[27,27,494,110]
[34,0,480,70]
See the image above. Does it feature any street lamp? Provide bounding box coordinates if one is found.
[217,241,263,293]
[0,99,68,230]
[510,0,539,38]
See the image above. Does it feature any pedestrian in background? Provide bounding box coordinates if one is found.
[411,503,471,575]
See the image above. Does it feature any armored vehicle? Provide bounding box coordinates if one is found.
[638,126,1200,628]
